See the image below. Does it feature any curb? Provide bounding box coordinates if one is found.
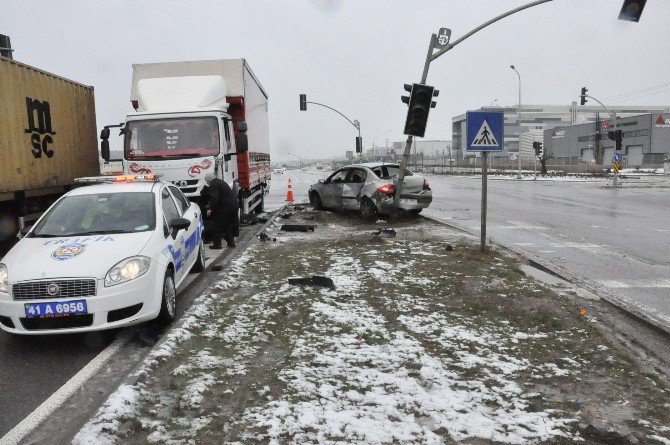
[422,215,670,337]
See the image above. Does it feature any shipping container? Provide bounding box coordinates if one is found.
[0,56,99,242]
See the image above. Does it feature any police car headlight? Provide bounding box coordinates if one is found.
[105,256,151,287]
[0,264,8,293]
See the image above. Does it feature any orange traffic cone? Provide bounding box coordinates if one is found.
[286,178,295,203]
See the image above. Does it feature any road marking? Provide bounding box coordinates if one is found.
[500,221,548,230]
[597,279,670,289]
[0,330,134,445]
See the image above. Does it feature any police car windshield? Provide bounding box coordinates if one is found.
[31,192,156,237]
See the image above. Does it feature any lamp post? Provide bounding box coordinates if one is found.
[510,65,521,179]
[490,98,499,107]
[287,152,303,170]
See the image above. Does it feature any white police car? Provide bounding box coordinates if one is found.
[0,175,205,334]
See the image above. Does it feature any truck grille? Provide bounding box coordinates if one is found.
[12,279,97,301]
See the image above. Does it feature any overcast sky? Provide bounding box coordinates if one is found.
[4,0,669,161]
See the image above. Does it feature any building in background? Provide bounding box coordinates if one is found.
[543,113,670,167]
[452,104,670,164]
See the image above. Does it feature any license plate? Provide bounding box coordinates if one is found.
[400,198,417,204]
[24,300,88,318]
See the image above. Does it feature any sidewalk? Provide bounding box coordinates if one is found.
[73,210,670,444]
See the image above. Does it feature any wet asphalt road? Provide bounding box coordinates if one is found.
[422,174,670,323]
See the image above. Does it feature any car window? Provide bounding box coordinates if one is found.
[162,188,181,223]
[371,165,413,179]
[31,192,156,236]
[168,185,190,214]
[328,169,348,183]
[347,169,367,183]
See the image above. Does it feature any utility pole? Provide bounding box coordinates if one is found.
[396,0,555,205]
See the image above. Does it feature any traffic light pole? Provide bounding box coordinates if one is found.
[302,100,362,160]
[582,94,619,186]
[395,0,555,206]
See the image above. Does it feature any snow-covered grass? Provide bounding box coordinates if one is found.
[73,213,670,444]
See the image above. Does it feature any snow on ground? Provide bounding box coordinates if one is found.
[72,214,670,444]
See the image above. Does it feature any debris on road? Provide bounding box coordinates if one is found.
[288,275,335,289]
[280,223,316,232]
[258,232,276,242]
[373,228,396,238]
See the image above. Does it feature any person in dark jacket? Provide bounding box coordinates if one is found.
[204,173,239,249]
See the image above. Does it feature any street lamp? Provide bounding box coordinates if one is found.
[287,152,303,170]
[490,98,499,107]
[510,65,521,179]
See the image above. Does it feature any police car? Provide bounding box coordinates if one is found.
[0,174,206,334]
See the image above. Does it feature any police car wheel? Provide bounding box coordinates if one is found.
[191,240,206,273]
[157,271,177,325]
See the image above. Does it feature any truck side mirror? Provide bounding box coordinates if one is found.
[101,139,110,162]
[236,132,248,153]
[236,121,248,132]
[100,127,111,140]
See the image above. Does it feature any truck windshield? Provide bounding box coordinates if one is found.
[125,117,220,160]
[30,192,156,237]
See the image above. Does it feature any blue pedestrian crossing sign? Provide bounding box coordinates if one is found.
[466,111,504,152]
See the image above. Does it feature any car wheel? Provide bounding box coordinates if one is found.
[191,239,206,273]
[360,198,378,222]
[310,192,324,210]
[409,209,422,216]
[157,270,177,325]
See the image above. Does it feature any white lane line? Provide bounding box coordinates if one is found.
[0,330,134,445]
[597,279,670,289]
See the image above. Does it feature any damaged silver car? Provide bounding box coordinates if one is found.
[308,163,432,219]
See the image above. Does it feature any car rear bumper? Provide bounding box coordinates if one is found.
[0,269,163,335]
[374,191,432,214]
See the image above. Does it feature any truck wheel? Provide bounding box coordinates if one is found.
[157,270,176,325]
[360,198,378,222]
[191,239,206,273]
[310,192,323,210]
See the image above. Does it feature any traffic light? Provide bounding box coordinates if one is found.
[580,87,588,105]
[403,83,438,138]
[401,84,411,104]
[355,136,362,154]
[299,94,307,111]
[619,0,646,22]
[607,129,623,150]
[533,141,542,156]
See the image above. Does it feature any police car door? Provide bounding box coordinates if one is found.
[167,185,201,277]
[161,187,190,284]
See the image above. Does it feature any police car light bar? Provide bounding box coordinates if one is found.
[74,174,162,184]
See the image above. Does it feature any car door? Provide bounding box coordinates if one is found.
[168,185,201,272]
[320,169,348,209]
[161,186,191,284]
[341,168,367,210]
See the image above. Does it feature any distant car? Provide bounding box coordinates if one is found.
[0,174,205,335]
[308,163,432,219]
[273,167,286,174]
